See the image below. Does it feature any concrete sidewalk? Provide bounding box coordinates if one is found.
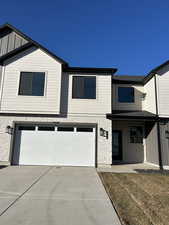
[0,166,121,225]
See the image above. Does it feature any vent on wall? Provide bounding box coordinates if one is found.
[141,93,147,100]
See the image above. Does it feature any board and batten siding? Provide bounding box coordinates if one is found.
[67,74,112,114]
[0,29,28,57]
[145,122,159,166]
[156,66,169,117]
[158,122,169,168]
[112,83,145,111]
[0,47,62,114]
[143,77,156,113]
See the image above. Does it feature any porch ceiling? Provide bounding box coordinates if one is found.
[107,110,157,121]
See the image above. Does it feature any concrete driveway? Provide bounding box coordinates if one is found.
[0,166,121,225]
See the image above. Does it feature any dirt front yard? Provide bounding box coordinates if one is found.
[99,172,169,225]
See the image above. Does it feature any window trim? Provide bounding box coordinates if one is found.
[117,86,135,103]
[57,127,74,132]
[72,75,97,100]
[18,126,36,131]
[38,126,55,131]
[129,126,143,144]
[17,71,47,97]
[76,127,93,132]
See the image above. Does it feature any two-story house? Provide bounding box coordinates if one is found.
[0,23,169,169]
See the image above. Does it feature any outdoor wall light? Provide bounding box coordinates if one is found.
[6,125,13,135]
[141,93,147,100]
[100,128,108,139]
[100,128,104,136]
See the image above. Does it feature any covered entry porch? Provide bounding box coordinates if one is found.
[107,111,160,167]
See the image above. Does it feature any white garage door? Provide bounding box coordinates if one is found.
[13,124,95,167]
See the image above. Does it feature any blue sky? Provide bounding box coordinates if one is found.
[0,0,169,75]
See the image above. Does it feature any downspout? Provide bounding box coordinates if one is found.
[154,74,163,170]
[111,75,113,165]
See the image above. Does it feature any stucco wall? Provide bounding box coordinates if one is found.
[0,115,112,167]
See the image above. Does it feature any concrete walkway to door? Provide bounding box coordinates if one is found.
[0,166,121,225]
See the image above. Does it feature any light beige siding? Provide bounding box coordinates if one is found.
[0,47,62,114]
[68,74,112,114]
[112,83,145,111]
[156,66,169,117]
[144,77,156,113]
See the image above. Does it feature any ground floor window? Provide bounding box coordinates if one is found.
[130,126,143,143]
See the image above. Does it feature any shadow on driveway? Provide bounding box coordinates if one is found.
[0,166,7,170]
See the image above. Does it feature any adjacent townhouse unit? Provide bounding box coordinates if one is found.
[0,23,169,169]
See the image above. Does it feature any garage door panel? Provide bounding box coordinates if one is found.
[19,131,55,165]
[13,125,95,167]
[55,132,95,166]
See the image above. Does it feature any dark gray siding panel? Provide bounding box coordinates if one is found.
[160,122,169,166]
[14,34,22,49]
[7,31,15,52]
[145,122,159,165]
[21,38,28,45]
[0,29,28,57]
[0,34,8,56]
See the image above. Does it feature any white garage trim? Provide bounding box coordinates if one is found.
[12,122,97,167]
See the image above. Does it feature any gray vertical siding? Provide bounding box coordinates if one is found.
[145,122,159,165]
[160,122,169,166]
[0,28,28,57]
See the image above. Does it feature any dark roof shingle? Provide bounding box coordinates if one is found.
[113,75,145,84]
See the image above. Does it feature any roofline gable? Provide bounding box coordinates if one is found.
[0,23,68,65]
[143,60,169,84]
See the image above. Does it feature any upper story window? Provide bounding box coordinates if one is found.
[18,72,45,96]
[72,76,96,99]
[118,87,134,103]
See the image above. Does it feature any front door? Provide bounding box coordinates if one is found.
[112,130,122,161]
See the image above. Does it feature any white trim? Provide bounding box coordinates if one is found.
[71,75,98,101]
[17,70,48,97]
